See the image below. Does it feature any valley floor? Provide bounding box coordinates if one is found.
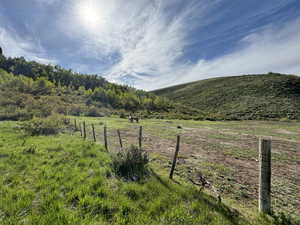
[0,118,299,224]
[75,117,300,220]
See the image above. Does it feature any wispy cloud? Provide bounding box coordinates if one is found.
[0,26,57,65]
[172,16,300,88]
[61,0,220,85]
[59,0,299,90]
[1,0,299,90]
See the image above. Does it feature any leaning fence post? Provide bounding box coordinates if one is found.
[79,123,83,137]
[117,129,123,150]
[83,121,86,140]
[104,125,108,151]
[259,138,272,214]
[92,124,96,142]
[139,126,143,150]
[169,135,181,179]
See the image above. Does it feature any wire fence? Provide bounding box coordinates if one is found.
[70,118,299,215]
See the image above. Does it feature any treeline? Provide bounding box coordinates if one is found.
[0,53,192,120]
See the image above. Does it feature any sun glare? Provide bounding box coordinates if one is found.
[77,2,105,31]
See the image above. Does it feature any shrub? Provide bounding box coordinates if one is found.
[0,108,32,121]
[112,145,149,181]
[119,112,127,119]
[21,114,65,136]
[87,106,104,117]
[69,105,85,116]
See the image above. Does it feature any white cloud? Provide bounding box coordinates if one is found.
[128,16,300,90]
[60,0,219,86]
[59,0,300,90]
[177,17,300,87]
[0,27,57,65]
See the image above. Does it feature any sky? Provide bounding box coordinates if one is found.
[0,0,300,90]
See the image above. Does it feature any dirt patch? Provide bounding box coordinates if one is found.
[275,129,298,135]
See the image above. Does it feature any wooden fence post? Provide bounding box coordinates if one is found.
[117,129,123,150]
[83,121,86,140]
[74,119,77,131]
[79,123,82,137]
[92,124,96,142]
[259,138,272,214]
[139,126,143,150]
[104,125,108,151]
[169,135,181,179]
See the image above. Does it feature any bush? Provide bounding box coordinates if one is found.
[0,108,32,121]
[119,112,127,119]
[21,114,65,136]
[112,145,149,181]
[87,106,105,117]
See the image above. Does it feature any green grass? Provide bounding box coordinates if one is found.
[72,116,300,221]
[153,73,300,120]
[0,121,296,225]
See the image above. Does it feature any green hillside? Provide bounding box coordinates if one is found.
[153,74,300,120]
[0,51,195,121]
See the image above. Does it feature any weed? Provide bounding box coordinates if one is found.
[112,145,149,181]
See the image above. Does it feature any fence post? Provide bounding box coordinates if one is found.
[139,126,143,150]
[117,129,123,150]
[92,124,96,142]
[74,119,77,131]
[259,138,272,214]
[83,121,86,140]
[169,135,181,179]
[104,125,108,151]
[79,123,82,137]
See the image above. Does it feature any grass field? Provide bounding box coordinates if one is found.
[73,117,300,220]
[0,118,299,224]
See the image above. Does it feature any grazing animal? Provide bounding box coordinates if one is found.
[128,115,139,123]
[177,125,182,129]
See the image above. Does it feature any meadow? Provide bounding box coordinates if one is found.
[0,118,299,225]
[74,117,300,219]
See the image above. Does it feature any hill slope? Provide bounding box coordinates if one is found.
[153,74,300,120]
[0,50,196,120]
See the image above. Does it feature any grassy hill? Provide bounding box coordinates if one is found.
[153,73,300,120]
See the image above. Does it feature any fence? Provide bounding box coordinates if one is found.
[72,118,274,214]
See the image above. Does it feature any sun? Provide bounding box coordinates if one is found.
[76,1,106,31]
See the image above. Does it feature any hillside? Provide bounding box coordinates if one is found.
[0,50,196,121]
[153,74,300,120]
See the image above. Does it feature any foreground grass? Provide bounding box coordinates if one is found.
[72,116,299,218]
[0,121,290,225]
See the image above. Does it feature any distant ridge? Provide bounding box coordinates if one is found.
[153,73,300,120]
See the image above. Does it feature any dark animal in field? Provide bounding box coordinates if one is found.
[177,125,182,129]
[128,115,139,123]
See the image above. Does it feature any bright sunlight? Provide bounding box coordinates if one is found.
[76,1,106,31]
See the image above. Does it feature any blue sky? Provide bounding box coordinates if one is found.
[0,0,300,90]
